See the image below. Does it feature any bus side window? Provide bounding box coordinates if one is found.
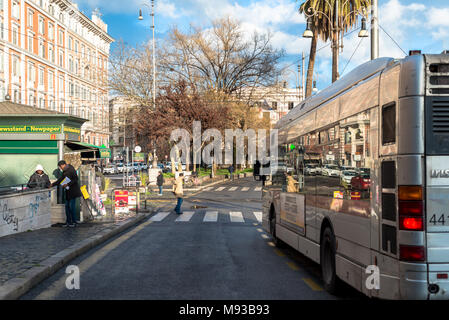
[382,103,396,145]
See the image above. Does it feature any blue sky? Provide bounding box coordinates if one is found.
[74,0,449,91]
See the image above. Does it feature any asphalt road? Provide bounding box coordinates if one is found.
[21,177,364,300]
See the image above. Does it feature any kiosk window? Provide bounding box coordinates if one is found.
[382,103,396,145]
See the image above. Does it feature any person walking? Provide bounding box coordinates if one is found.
[157,171,164,196]
[50,160,82,227]
[173,172,184,215]
[254,160,261,181]
[27,164,51,189]
[228,164,234,181]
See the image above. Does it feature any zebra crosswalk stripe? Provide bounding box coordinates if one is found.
[229,186,238,191]
[254,187,262,191]
[241,187,249,191]
[229,211,244,222]
[203,211,218,222]
[253,211,262,223]
[175,211,195,222]
[215,186,226,191]
[203,186,213,191]
[150,212,170,222]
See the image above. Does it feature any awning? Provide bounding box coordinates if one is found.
[65,142,111,159]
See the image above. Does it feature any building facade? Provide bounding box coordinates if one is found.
[109,96,138,161]
[0,0,113,147]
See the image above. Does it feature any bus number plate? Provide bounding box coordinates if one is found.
[429,214,449,226]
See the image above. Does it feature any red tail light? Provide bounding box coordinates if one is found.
[400,216,423,231]
[400,245,425,262]
[399,201,423,216]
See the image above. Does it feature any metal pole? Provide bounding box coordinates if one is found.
[371,0,379,60]
[301,52,305,100]
[151,0,157,165]
[335,0,339,81]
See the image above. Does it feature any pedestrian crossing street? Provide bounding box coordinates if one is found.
[149,210,263,224]
[201,186,262,192]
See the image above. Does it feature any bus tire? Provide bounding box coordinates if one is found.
[269,211,284,248]
[320,227,339,294]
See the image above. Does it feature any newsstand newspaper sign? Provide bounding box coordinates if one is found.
[115,190,129,214]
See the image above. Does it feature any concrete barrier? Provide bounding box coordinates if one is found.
[0,189,51,238]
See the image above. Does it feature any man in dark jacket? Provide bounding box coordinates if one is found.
[156,171,164,196]
[51,160,82,227]
[27,164,51,189]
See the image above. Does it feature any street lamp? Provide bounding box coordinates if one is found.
[138,0,158,167]
[301,0,371,81]
[358,17,369,38]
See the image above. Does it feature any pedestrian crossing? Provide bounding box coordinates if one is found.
[201,186,262,192]
[149,210,263,224]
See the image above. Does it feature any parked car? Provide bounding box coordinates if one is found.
[351,173,371,190]
[322,164,340,177]
[103,165,116,175]
[340,170,358,188]
[305,164,319,175]
[116,163,124,173]
[357,167,370,175]
[340,166,356,175]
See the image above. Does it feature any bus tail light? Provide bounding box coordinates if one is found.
[400,216,424,231]
[399,201,423,216]
[398,186,423,201]
[400,245,425,262]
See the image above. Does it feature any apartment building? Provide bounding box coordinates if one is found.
[0,0,114,147]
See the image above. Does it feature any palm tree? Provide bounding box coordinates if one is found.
[299,0,370,88]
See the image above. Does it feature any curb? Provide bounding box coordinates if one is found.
[0,211,152,300]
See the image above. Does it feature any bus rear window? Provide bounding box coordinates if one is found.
[382,103,396,145]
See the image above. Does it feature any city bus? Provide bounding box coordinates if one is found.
[262,53,449,299]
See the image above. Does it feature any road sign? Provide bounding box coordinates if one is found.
[135,145,141,153]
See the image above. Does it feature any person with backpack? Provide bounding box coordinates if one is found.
[157,171,164,196]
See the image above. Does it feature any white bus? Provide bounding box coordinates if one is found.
[262,53,449,300]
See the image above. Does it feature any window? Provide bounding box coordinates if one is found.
[39,17,45,34]
[59,77,64,95]
[0,51,3,72]
[28,63,35,82]
[272,102,278,110]
[382,103,396,145]
[48,23,54,40]
[39,40,45,58]
[12,26,18,45]
[288,102,294,110]
[68,36,72,50]
[39,97,44,108]
[48,44,54,62]
[59,50,63,67]
[69,56,73,72]
[0,19,4,40]
[69,81,74,96]
[12,56,19,77]
[75,40,78,54]
[28,32,33,52]
[38,68,44,86]
[48,72,54,90]
[29,93,34,106]
[49,5,54,16]
[12,1,19,19]
[28,10,34,27]
[58,29,64,46]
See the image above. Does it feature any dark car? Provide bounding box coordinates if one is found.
[351,173,371,190]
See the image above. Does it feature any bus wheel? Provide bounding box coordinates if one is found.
[270,213,284,248]
[320,227,339,294]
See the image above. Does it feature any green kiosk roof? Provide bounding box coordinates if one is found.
[66,141,111,159]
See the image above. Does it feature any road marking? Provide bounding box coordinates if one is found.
[229,186,238,191]
[203,186,213,191]
[261,234,269,239]
[150,212,170,221]
[274,249,285,257]
[256,228,263,233]
[215,187,226,191]
[241,187,249,191]
[33,220,153,299]
[229,211,244,222]
[253,211,262,223]
[254,187,262,191]
[302,278,324,291]
[267,242,275,247]
[286,261,301,271]
[175,211,195,222]
[203,211,218,222]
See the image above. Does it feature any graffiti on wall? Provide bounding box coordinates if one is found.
[1,201,19,231]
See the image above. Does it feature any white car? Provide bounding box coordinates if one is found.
[340,170,358,185]
[305,164,319,175]
[322,164,340,177]
[103,165,116,175]
[116,163,124,173]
